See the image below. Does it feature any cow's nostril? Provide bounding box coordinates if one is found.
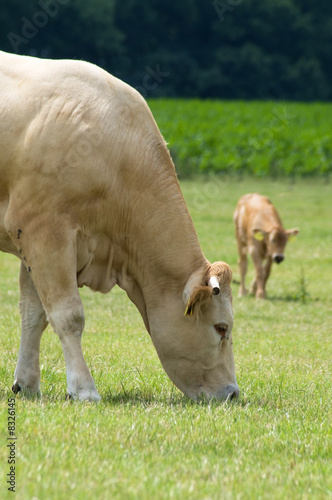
[274,255,284,264]
[225,385,239,400]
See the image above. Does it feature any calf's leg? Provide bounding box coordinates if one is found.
[250,250,266,299]
[237,240,248,297]
[250,277,257,295]
[263,256,273,291]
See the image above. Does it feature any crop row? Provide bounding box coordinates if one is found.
[148,99,332,177]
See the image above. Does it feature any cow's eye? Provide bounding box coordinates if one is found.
[214,323,228,338]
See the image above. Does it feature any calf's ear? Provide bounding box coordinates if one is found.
[252,228,268,241]
[287,228,299,241]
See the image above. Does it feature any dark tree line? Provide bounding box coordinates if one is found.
[1,0,332,100]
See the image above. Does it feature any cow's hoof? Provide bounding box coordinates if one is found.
[66,390,101,402]
[11,381,41,399]
[12,382,21,394]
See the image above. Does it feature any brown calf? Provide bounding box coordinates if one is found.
[234,193,299,299]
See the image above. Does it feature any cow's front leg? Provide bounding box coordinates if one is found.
[12,263,48,395]
[48,298,100,401]
[250,250,266,299]
[7,216,100,401]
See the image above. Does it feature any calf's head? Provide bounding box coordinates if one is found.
[148,262,239,401]
[253,227,299,263]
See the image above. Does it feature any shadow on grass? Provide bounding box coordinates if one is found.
[233,281,316,303]
[1,377,248,408]
[102,388,243,408]
[268,294,308,303]
[268,293,318,303]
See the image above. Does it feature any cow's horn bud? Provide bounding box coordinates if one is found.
[208,276,220,295]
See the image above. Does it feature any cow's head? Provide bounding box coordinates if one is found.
[147,261,239,401]
[253,227,299,263]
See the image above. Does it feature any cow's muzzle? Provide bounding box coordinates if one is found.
[224,384,240,400]
[274,254,284,264]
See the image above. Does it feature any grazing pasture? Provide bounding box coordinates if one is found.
[0,176,331,500]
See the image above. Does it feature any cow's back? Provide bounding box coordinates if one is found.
[0,51,161,188]
[0,52,171,229]
[0,51,203,283]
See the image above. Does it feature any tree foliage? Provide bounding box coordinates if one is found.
[1,0,332,100]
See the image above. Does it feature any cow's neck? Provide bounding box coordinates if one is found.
[109,156,206,327]
[114,167,206,315]
[78,154,206,331]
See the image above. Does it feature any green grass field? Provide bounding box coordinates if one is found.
[0,175,331,500]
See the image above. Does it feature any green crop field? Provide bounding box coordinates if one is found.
[0,101,331,500]
[149,99,332,178]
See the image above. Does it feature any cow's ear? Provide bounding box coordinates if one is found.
[184,286,212,316]
[252,228,268,241]
[183,267,213,316]
[286,228,299,241]
[183,261,232,316]
[206,261,232,290]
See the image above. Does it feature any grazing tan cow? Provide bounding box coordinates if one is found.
[0,51,239,401]
[234,193,299,299]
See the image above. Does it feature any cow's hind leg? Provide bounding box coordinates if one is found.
[12,263,48,395]
[7,217,100,401]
